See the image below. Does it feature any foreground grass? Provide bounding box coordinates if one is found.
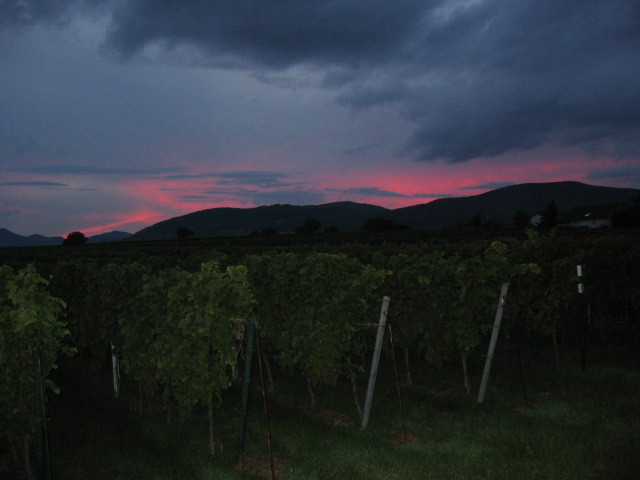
[40,349,640,479]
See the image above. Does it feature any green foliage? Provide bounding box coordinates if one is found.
[578,235,640,343]
[370,240,540,394]
[49,260,151,371]
[0,264,73,467]
[507,230,576,340]
[118,261,253,417]
[3,230,640,476]
[248,253,389,398]
[373,251,451,366]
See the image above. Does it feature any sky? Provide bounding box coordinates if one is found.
[1,0,640,237]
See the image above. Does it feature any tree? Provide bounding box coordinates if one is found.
[295,218,322,234]
[512,210,531,228]
[63,231,87,245]
[539,200,558,228]
[361,217,410,232]
[176,226,195,239]
[612,194,640,228]
[260,227,278,235]
[467,213,482,227]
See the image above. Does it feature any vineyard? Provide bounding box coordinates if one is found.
[1,228,639,479]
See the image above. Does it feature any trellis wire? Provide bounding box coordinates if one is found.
[387,323,408,441]
[256,329,276,480]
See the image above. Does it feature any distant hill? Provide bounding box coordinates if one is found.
[129,202,389,241]
[0,228,64,247]
[391,181,640,229]
[127,181,640,241]
[3,182,639,246]
[0,229,132,248]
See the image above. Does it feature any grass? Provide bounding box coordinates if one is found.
[16,347,640,479]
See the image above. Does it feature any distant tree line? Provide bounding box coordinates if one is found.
[612,194,640,228]
[163,194,640,242]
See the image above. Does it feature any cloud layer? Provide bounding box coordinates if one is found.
[1,0,639,236]
[102,0,640,162]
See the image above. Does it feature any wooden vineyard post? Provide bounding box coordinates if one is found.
[32,344,52,480]
[361,296,391,430]
[477,283,509,404]
[236,317,256,465]
[32,345,45,480]
[111,342,120,398]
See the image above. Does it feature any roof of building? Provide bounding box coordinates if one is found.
[559,203,625,223]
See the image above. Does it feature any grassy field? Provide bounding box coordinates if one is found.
[33,347,640,479]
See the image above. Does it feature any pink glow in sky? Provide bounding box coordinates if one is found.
[60,152,635,237]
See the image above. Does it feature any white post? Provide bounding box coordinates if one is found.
[477,283,509,404]
[577,265,588,371]
[577,265,584,293]
[111,342,120,398]
[361,296,391,430]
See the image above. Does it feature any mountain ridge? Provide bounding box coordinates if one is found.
[0,229,132,248]
[2,181,639,246]
[128,181,639,241]
[391,181,640,229]
[129,201,390,241]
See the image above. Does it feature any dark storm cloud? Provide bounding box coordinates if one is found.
[587,165,640,181]
[105,0,426,68]
[462,182,514,190]
[213,171,294,188]
[413,192,456,199]
[326,187,408,198]
[0,0,107,29]
[103,0,640,163]
[14,165,185,176]
[163,171,295,188]
[0,0,76,28]
[181,195,211,201]
[345,0,640,162]
[202,187,325,206]
[0,181,69,187]
[176,171,323,205]
[326,187,454,199]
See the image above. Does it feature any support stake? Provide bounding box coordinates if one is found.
[256,329,276,480]
[32,344,51,480]
[361,296,390,430]
[477,283,509,404]
[111,342,120,398]
[236,317,256,465]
